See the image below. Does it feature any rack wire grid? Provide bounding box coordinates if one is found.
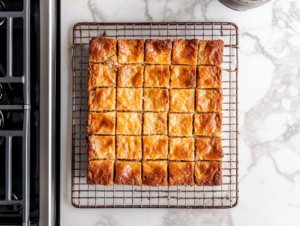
[72,22,239,209]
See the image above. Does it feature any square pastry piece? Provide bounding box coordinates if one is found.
[198,66,222,88]
[116,136,142,160]
[88,88,115,111]
[169,113,193,136]
[87,160,114,185]
[143,161,168,186]
[169,138,194,161]
[89,38,116,63]
[170,66,196,88]
[172,39,199,65]
[194,113,222,137]
[198,40,224,66]
[145,39,172,64]
[87,112,115,135]
[196,89,222,112]
[118,39,144,64]
[143,136,168,160]
[169,162,194,186]
[196,138,222,160]
[170,89,194,112]
[144,65,170,88]
[195,161,222,186]
[88,64,116,90]
[88,135,115,160]
[143,112,167,135]
[116,113,142,135]
[144,89,169,112]
[117,88,143,111]
[114,161,142,186]
[117,65,144,87]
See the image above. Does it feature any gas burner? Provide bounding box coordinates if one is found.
[0,1,6,27]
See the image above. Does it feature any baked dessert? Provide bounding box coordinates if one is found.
[170,66,196,88]
[88,135,115,160]
[116,112,142,135]
[196,89,222,112]
[117,88,143,111]
[143,161,168,186]
[195,161,222,186]
[143,112,167,135]
[197,66,222,88]
[89,38,117,63]
[88,64,116,90]
[87,112,115,135]
[144,65,170,88]
[198,40,224,66]
[145,39,172,64]
[169,137,194,161]
[114,161,142,186]
[118,39,144,64]
[87,160,114,185]
[116,136,142,160]
[169,162,194,186]
[143,88,169,112]
[88,88,115,111]
[195,138,222,160]
[117,65,144,87]
[170,89,194,112]
[194,113,222,137]
[143,136,168,160]
[172,39,199,65]
[168,113,193,136]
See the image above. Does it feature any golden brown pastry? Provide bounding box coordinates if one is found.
[143,136,168,160]
[143,112,167,135]
[88,64,116,90]
[89,38,117,63]
[168,113,193,136]
[196,89,222,112]
[195,138,222,160]
[170,65,196,88]
[170,89,194,112]
[87,112,115,135]
[116,112,142,135]
[116,136,142,160]
[198,40,224,66]
[114,161,142,186]
[143,88,169,112]
[143,161,168,186]
[117,88,143,111]
[88,135,115,160]
[144,65,170,88]
[172,39,199,65]
[197,66,222,88]
[118,39,144,63]
[169,162,194,186]
[169,137,194,161]
[117,65,144,87]
[87,160,114,185]
[88,88,115,111]
[194,112,222,137]
[195,161,222,186]
[145,39,172,64]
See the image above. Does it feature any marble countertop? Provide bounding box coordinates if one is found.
[60,0,300,225]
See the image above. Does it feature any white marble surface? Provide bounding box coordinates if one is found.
[60,0,300,225]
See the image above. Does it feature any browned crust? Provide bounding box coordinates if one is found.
[88,64,116,90]
[114,161,142,186]
[170,66,196,88]
[195,161,222,186]
[88,88,115,111]
[142,161,168,186]
[145,39,172,64]
[87,112,115,135]
[143,88,169,112]
[143,136,168,160]
[118,39,144,63]
[144,65,170,88]
[197,66,222,88]
[198,40,224,66]
[88,136,115,160]
[172,39,199,65]
[87,160,114,185]
[116,112,142,135]
[169,162,194,186]
[117,65,144,87]
[194,112,222,137]
[116,136,142,160]
[169,138,194,161]
[169,89,194,113]
[116,88,143,111]
[195,138,223,160]
[168,113,193,136]
[143,112,168,135]
[196,89,223,112]
[89,38,117,63]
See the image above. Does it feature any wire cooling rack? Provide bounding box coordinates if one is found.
[71,22,239,209]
